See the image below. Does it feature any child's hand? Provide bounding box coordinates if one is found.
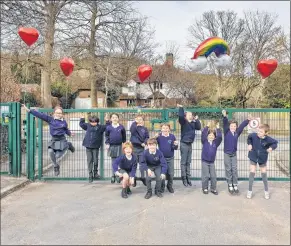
[115,171,123,178]
[247,114,253,121]
[22,104,30,112]
[104,113,110,121]
[194,115,199,120]
[222,110,227,117]
[248,145,252,151]
[160,174,166,180]
[216,122,220,129]
[173,140,178,145]
[105,144,110,150]
[267,147,273,153]
[154,132,160,138]
[177,104,183,108]
[130,177,135,185]
[141,143,146,147]
[147,169,153,177]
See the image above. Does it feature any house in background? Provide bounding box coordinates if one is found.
[118,53,186,108]
[72,88,106,109]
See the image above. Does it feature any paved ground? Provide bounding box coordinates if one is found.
[1,180,290,245]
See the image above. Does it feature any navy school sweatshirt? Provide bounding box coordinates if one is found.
[201,127,222,163]
[130,122,149,148]
[156,133,178,158]
[112,154,138,177]
[140,149,168,174]
[105,124,126,145]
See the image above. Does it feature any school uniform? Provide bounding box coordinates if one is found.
[223,116,249,186]
[178,107,201,184]
[112,154,138,177]
[79,118,109,179]
[130,121,149,181]
[156,133,178,192]
[29,109,74,176]
[201,127,222,191]
[141,149,168,194]
[105,123,126,177]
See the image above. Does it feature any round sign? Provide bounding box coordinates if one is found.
[249,119,259,129]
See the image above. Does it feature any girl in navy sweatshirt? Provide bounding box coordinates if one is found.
[222,110,251,194]
[105,113,126,183]
[177,104,201,187]
[80,114,110,183]
[113,142,137,198]
[155,123,178,193]
[130,114,149,187]
[23,104,74,176]
[201,122,222,195]
[141,138,168,199]
[246,124,278,200]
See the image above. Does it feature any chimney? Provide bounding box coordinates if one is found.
[165,53,174,67]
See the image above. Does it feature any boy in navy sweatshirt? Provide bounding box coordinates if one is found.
[155,123,178,193]
[201,122,222,195]
[79,114,110,183]
[130,114,149,187]
[105,113,126,183]
[246,124,278,200]
[141,138,168,199]
[177,104,201,187]
[113,142,138,199]
[222,110,251,194]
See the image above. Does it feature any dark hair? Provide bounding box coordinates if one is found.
[110,113,119,119]
[229,120,238,127]
[208,129,217,138]
[89,115,99,123]
[147,138,157,145]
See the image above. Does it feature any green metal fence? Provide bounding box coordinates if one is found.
[25,107,290,182]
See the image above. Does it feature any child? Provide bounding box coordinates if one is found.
[155,123,178,193]
[246,124,278,199]
[23,104,74,176]
[79,114,110,183]
[105,113,126,183]
[113,142,137,198]
[222,110,251,194]
[177,104,201,187]
[130,114,149,187]
[141,138,168,199]
[201,122,222,195]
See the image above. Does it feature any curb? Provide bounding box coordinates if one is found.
[1,180,31,199]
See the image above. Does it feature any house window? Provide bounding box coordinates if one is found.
[160,83,163,89]
[153,82,163,90]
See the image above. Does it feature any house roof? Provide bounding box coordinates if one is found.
[147,91,166,99]
[119,94,137,100]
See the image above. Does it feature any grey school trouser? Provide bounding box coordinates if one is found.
[180,142,192,179]
[201,161,217,190]
[224,153,238,185]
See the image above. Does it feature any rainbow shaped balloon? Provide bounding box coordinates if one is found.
[191,37,230,59]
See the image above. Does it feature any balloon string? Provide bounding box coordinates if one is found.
[66,76,69,109]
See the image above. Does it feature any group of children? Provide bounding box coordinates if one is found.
[22,104,278,200]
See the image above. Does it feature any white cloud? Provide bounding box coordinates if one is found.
[134,1,290,66]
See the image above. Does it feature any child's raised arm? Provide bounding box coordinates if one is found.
[25,104,53,123]
[194,115,201,130]
[201,126,209,144]
[237,119,250,137]
[79,118,88,130]
[177,105,186,125]
[215,128,223,147]
[222,110,229,134]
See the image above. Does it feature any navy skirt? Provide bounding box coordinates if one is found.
[108,144,122,158]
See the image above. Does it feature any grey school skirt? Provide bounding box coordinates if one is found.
[48,136,69,151]
[108,144,122,158]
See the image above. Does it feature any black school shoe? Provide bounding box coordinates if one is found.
[126,187,132,195]
[186,177,192,186]
[211,190,218,195]
[93,173,100,179]
[145,191,152,199]
[202,189,208,194]
[233,185,239,194]
[121,188,128,198]
[89,175,93,183]
[132,177,137,187]
[167,185,174,193]
[182,177,188,187]
[54,166,60,176]
[111,175,116,184]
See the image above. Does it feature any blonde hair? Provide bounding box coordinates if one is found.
[122,141,133,153]
[161,123,171,129]
[259,124,270,134]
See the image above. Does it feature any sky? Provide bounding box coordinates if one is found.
[134,1,290,66]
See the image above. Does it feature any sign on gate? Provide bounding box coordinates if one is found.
[248,118,260,133]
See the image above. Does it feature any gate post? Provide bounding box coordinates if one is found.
[99,112,105,179]
[27,112,36,181]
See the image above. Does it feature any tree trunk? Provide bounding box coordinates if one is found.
[89,6,97,108]
[41,3,56,108]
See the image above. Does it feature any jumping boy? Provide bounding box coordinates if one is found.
[246,124,278,199]
[222,110,251,194]
[177,104,201,187]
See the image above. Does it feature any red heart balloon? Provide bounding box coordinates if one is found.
[257,59,278,79]
[138,64,152,83]
[18,27,39,47]
[60,58,75,77]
